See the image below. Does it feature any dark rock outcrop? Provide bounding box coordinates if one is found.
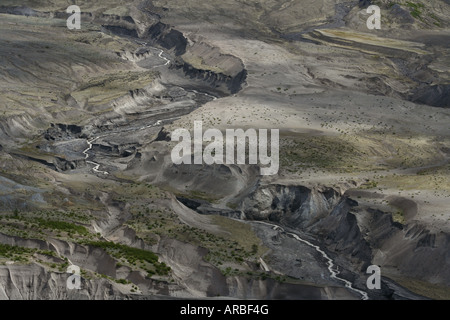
[412,84,450,108]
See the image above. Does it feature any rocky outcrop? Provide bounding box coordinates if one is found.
[170,60,247,94]
[44,123,84,141]
[241,185,341,227]
[146,22,187,56]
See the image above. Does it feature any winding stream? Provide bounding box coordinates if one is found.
[82,137,109,175]
[156,49,171,67]
[256,221,369,300]
[190,89,218,101]
[82,47,217,175]
[82,47,171,175]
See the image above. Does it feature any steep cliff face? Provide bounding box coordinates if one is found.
[0,233,117,277]
[146,22,187,56]
[241,185,341,227]
[412,84,450,108]
[0,264,125,300]
[310,197,372,263]
[170,61,247,94]
[0,234,130,300]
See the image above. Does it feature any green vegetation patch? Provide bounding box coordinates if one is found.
[34,218,89,235]
[211,215,266,256]
[84,241,170,276]
[0,210,93,240]
[175,189,221,203]
[392,210,405,224]
[406,1,425,19]
[279,131,448,176]
[279,134,367,173]
[0,243,36,261]
[0,243,55,264]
